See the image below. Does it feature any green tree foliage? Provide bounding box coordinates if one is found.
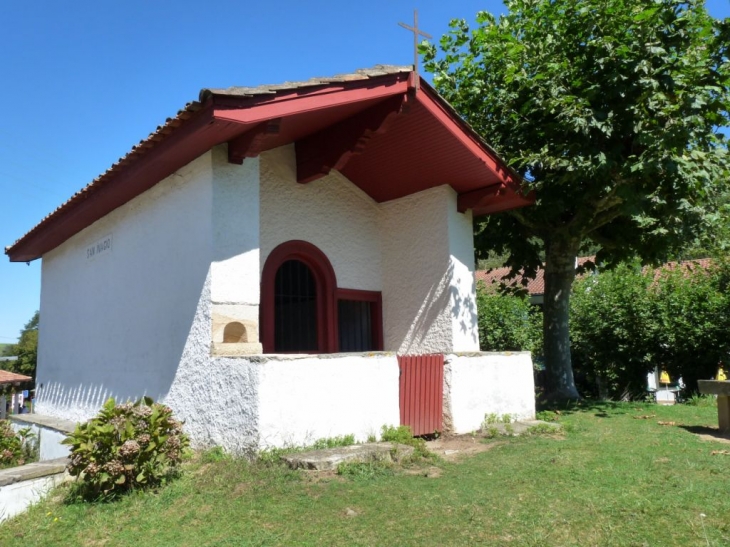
[2,311,39,379]
[570,259,730,398]
[653,261,730,392]
[476,282,541,353]
[571,264,658,398]
[423,0,730,400]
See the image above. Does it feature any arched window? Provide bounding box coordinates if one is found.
[274,260,317,352]
[261,240,384,354]
[260,241,337,353]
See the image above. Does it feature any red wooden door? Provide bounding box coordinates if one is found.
[398,354,444,436]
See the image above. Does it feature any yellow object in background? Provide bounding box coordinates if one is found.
[659,370,671,384]
[717,368,727,381]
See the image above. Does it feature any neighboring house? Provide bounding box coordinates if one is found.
[5,65,537,452]
[477,257,596,306]
[0,369,32,419]
[476,257,712,306]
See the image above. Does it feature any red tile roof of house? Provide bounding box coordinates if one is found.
[0,370,32,386]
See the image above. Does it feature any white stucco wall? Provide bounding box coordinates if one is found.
[0,473,66,523]
[446,352,535,434]
[210,146,260,305]
[257,354,400,448]
[260,149,480,354]
[259,144,383,291]
[35,150,215,422]
[380,186,479,354]
[164,272,261,456]
[447,204,480,352]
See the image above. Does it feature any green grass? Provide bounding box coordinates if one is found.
[3,402,730,546]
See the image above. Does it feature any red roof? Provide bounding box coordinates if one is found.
[6,65,532,263]
[476,257,713,296]
[476,257,596,296]
[0,370,32,386]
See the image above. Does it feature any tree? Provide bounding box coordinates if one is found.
[423,0,730,400]
[3,311,39,380]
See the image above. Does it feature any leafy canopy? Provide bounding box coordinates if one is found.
[1,311,38,380]
[424,0,730,399]
[423,0,730,271]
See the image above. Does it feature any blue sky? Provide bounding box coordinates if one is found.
[1,0,729,343]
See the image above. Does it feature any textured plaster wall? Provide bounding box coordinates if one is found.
[446,352,535,434]
[210,146,260,305]
[35,151,215,422]
[257,354,400,448]
[165,273,261,455]
[447,204,480,352]
[259,145,382,291]
[259,145,479,354]
[381,186,458,354]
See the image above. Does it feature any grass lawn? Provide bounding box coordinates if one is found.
[3,401,730,546]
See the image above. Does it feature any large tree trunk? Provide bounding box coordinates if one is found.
[542,237,581,401]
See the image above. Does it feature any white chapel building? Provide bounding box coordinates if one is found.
[6,66,535,453]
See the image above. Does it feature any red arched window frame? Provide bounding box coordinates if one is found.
[260,240,338,353]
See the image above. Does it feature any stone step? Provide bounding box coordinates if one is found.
[482,419,562,436]
[282,442,415,471]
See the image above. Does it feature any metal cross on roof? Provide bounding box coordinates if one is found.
[398,10,432,92]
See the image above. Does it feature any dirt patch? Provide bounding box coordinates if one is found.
[425,435,504,462]
[300,469,344,483]
[697,432,730,444]
[403,466,443,478]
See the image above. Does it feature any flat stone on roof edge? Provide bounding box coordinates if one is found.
[0,457,68,487]
[9,414,77,434]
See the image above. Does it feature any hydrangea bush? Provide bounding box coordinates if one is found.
[63,397,189,501]
[0,420,37,468]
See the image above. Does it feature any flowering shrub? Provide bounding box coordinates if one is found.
[63,397,189,501]
[0,420,37,468]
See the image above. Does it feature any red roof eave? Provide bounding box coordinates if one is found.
[6,69,532,263]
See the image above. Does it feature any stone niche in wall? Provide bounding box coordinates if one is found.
[211,304,263,356]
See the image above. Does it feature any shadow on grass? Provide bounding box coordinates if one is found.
[678,424,730,442]
[537,398,630,417]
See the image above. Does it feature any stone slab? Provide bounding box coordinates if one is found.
[698,380,730,396]
[482,420,561,436]
[282,442,415,471]
[0,457,69,487]
[9,414,76,434]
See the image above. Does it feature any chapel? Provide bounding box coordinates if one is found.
[6,66,535,451]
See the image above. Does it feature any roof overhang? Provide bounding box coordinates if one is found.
[0,370,32,386]
[6,68,532,262]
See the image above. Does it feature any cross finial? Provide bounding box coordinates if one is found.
[398,10,432,92]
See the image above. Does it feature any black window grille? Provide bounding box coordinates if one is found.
[274,259,317,352]
[338,299,374,352]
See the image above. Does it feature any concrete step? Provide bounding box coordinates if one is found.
[282,442,415,471]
